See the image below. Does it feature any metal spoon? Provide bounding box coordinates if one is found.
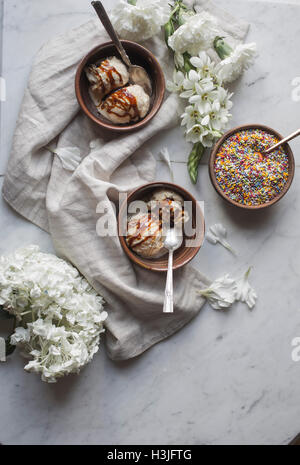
[91,1,152,96]
[163,228,183,314]
[262,128,300,155]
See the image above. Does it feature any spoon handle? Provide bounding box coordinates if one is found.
[163,251,174,313]
[264,128,300,154]
[91,1,132,68]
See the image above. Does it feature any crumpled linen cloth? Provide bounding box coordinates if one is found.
[2,1,249,360]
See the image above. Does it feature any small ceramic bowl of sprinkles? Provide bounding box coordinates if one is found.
[209,124,295,210]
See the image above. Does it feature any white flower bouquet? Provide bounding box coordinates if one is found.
[0,246,107,383]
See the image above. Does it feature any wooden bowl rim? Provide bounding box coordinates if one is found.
[75,40,165,133]
[118,182,205,272]
[209,124,295,210]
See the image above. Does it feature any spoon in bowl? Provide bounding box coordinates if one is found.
[91,1,152,96]
[255,128,300,159]
[163,227,183,313]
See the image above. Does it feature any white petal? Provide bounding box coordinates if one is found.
[235,268,257,309]
[207,223,235,254]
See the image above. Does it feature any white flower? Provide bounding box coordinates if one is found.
[200,268,257,310]
[0,246,107,383]
[188,77,215,112]
[190,51,219,80]
[235,267,257,309]
[181,105,201,130]
[10,327,30,345]
[180,70,202,99]
[111,0,170,42]
[206,223,235,254]
[199,274,236,310]
[185,123,208,144]
[205,101,231,132]
[167,53,232,149]
[216,43,257,83]
[211,87,233,112]
[166,70,185,93]
[174,52,184,70]
[168,12,220,56]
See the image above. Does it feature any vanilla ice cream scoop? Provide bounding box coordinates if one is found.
[150,189,184,205]
[126,213,167,259]
[85,56,129,106]
[99,84,150,124]
[148,189,189,227]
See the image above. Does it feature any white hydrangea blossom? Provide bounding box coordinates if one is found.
[0,246,107,383]
[111,0,170,42]
[168,12,220,56]
[216,43,257,84]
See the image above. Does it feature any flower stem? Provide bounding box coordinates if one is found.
[214,36,233,60]
[188,142,205,184]
[164,20,175,47]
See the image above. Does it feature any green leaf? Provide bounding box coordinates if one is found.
[188,143,205,184]
[164,20,175,47]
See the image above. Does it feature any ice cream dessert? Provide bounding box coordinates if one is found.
[126,189,189,259]
[148,189,188,227]
[85,56,129,106]
[99,84,150,124]
[126,212,166,259]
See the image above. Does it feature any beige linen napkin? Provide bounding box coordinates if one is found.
[2,2,249,360]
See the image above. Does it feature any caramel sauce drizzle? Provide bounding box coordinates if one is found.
[101,88,140,120]
[127,199,186,250]
[92,59,123,94]
[127,213,155,248]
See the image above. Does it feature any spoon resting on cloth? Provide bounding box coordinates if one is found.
[91,1,152,96]
[254,128,300,159]
[163,228,183,314]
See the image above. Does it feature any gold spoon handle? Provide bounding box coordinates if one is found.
[91,1,132,68]
[264,128,300,154]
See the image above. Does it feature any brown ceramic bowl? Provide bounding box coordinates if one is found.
[75,40,165,133]
[118,182,205,272]
[209,124,295,210]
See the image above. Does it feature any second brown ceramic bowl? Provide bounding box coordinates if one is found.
[209,124,295,210]
[75,40,165,133]
[118,182,205,272]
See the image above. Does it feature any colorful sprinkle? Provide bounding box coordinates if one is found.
[214,129,289,206]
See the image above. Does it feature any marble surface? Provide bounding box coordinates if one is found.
[1,0,300,446]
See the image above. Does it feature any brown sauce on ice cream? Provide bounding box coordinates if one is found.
[100,88,140,120]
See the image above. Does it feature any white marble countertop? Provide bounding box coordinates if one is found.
[1,0,300,446]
